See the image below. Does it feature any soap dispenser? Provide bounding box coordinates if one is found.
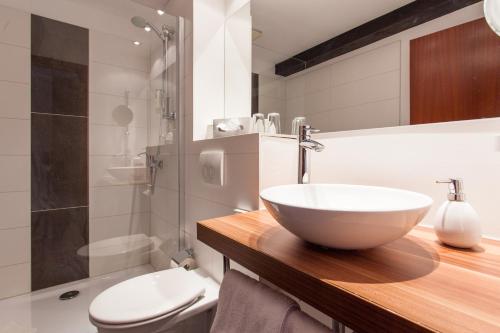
[434,179,481,248]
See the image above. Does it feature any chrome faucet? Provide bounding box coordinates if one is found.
[298,125,324,184]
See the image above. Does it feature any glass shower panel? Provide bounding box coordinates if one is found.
[146,14,183,271]
[0,0,183,331]
[84,1,182,276]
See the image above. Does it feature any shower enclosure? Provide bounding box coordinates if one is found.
[0,0,185,332]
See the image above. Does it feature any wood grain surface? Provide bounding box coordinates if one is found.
[198,210,500,333]
[410,18,500,124]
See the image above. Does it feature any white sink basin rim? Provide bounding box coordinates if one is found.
[260,184,433,250]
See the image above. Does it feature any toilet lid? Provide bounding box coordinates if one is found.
[89,268,205,325]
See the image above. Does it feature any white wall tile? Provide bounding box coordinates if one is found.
[304,89,331,115]
[0,263,30,299]
[90,155,123,187]
[90,124,147,156]
[259,75,285,99]
[0,119,29,155]
[90,62,149,99]
[149,213,179,271]
[285,96,305,119]
[0,227,29,266]
[186,231,224,283]
[304,67,331,94]
[0,1,30,12]
[90,93,147,128]
[185,153,259,211]
[184,194,234,236]
[0,5,30,48]
[0,81,29,119]
[330,70,400,110]
[192,0,225,140]
[331,42,400,87]
[90,185,149,218]
[282,42,401,134]
[258,95,285,115]
[0,14,30,298]
[90,30,150,72]
[150,213,178,242]
[186,132,259,155]
[0,43,29,83]
[0,156,29,192]
[259,136,297,197]
[0,192,29,229]
[224,2,251,120]
[311,119,500,239]
[285,75,305,99]
[154,153,180,191]
[150,187,179,222]
[311,98,400,132]
[90,212,150,242]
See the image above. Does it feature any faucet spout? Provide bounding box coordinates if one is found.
[299,139,324,152]
[298,125,324,184]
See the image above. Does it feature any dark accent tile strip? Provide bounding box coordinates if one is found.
[31,14,89,66]
[30,15,89,291]
[31,55,88,117]
[251,73,259,115]
[275,0,482,77]
[31,113,88,211]
[31,207,89,291]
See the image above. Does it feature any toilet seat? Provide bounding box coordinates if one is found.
[89,296,201,330]
[89,268,205,326]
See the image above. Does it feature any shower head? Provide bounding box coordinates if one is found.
[131,16,148,28]
[131,16,173,41]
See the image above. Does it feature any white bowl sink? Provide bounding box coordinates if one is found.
[260,184,433,250]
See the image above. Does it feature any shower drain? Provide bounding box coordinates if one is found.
[59,290,79,301]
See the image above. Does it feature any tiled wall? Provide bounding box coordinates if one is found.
[257,75,285,125]
[89,29,151,277]
[183,134,260,282]
[184,11,261,280]
[284,42,400,133]
[311,119,500,240]
[0,0,171,297]
[147,144,181,270]
[146,14,182,271]
[278,3,484,134]
[0,5,31,299]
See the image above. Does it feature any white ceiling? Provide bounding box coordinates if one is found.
[252,0,415,62]
[131,0,171,11]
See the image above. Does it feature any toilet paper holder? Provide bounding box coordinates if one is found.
[171,249,197,270]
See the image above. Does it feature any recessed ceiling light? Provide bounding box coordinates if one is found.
[133,41,141,46]
[157,9,165,16]
[144,25,151,32]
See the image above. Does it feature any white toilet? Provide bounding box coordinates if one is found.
[89,268,219,333]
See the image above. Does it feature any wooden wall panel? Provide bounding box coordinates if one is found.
[410,18,500,124]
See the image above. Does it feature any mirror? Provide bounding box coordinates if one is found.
[243,0,500,135]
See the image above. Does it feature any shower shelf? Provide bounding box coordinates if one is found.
[107,166,147,184]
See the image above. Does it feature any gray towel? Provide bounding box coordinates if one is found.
[210,270,299,333]
[282,310,332,333]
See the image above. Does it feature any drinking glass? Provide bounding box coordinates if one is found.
[251,113,265,133]
[291,116,307,135]
[266,113,281,134]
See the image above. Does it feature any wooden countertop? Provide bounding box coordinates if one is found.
[197,210,500,333]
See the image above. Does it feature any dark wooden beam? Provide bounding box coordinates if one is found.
[275,0,482,77]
